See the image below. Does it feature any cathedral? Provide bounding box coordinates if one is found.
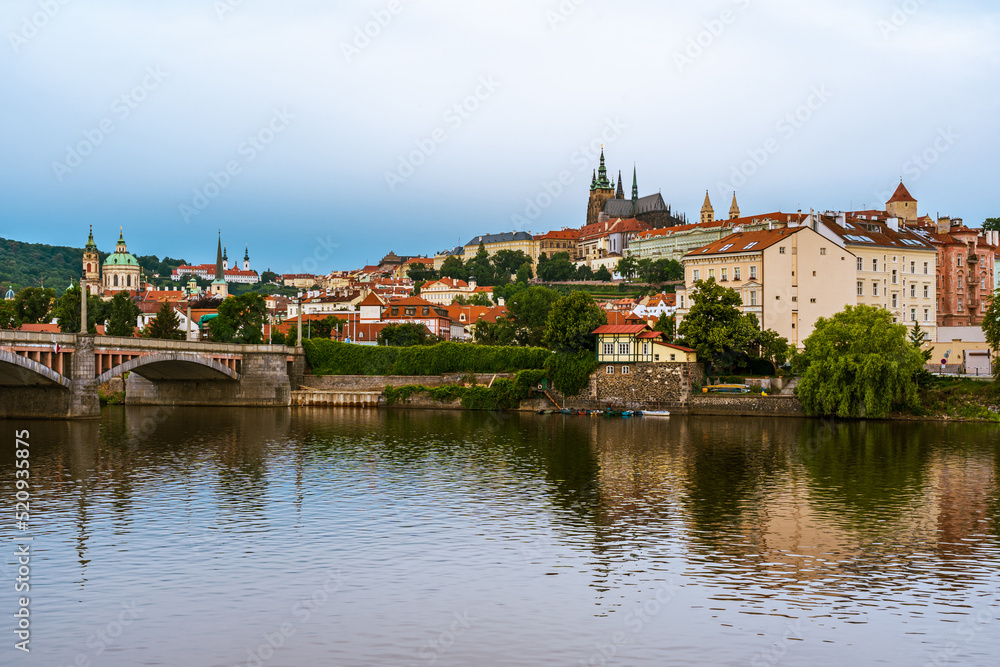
[82,226,141,295]
[586,149,688,229]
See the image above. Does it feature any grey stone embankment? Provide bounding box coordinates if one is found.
[301,373,515,392]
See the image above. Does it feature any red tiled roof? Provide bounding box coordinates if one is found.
[534,229,581,241]
[660,342,696,353]
[357,292,385,307]
[684,227,807,257]
[592,325,649,335]
[887,182,916,203]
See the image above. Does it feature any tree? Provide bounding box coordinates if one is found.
[536,252,575,282]
[12,287,55,325]
[616,255,639,281]
[473,316,517,346]
[439,255,468,281]
[983,218,1000,232]
[407,263,437,283]
[515,261,533,284]
[144,301,185,339]
[106,291,141,337]
[492,281,527,305]
[543,291,608,353]
[751,328,791,373]
[261,270,279,284]
[982,289,1000,380]
[309,315,343,340]
[653,313,675,341]
[270,329,286,345]
[0,299,18,329]
[507,286,561,347]
[211,293,266,344]
[378,322,435,347]
[491,250,532,282]
[575,264,594,281]
[50,286,101,333]
[637,258,684,283]
[466,243,495,286]
[594,265,613,282]
[796,305,925,418]
[909,322,933,365]
[676,279,749,365]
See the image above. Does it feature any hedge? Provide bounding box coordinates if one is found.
[303,340,553,376]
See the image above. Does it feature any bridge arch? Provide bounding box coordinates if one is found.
[96,352,241,385]
[0,350,71,388]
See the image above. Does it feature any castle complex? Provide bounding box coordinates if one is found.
[585,149,687,229]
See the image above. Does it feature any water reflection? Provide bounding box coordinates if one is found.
[1,408,997,666]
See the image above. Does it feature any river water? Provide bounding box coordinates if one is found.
[2,407,999,666]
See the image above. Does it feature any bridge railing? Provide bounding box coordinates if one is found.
[93,336,290,355]
[0,331,78,346]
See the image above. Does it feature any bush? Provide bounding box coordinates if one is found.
[544,352,598,397]
[383,369,549,410]
[304,340,552,376]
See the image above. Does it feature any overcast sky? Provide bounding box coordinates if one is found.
[1,0,998,273]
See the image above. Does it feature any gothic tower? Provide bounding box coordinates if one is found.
[701,191,715,225]
[82,226,101,295]
[616,170,625,200]
[729,193,740,220]
[586,147,615,226]
[631,165,639,210]
[243,245,250,271]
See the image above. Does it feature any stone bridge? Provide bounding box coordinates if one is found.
[0,331,305,419]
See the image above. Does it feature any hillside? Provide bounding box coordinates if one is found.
[0,236,187,294]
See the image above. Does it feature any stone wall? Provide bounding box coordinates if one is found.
[592,362,701,407]
[687,395,803,417]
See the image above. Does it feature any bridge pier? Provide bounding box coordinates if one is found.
[125,350,293,407]
[0,334,100,419]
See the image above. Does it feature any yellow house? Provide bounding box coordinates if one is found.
[593,325,698,364]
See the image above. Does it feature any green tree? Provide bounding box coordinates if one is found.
[653,313,675,341]
[270,329,286,345]
[492,281,527,305]
[575,264,594,280]
[536,252,575,282]
[751,328,791,373]
[105,291,141,337]
[211,293,266,344]
[515,261,533,284]
[439,255,468,281]
[0,299,18,329]
[145,301,185,340]
[543,291,608,353]
[616,255,639,280]
[796,304,925,418]
[378,322,435,347]
[12,287,55,325]
[309,315,343,340]
[909,321,933,365]
[508,286,561,347]
[594,265,613,282]
[50,286,101,333]
[473,316,517,346]
[466,243,495,286]
[261,270,279,284]
[407,263,438,283]
[491,250,532,282]
[982,218,1000,232]
[676,279,752,366]
[982,289,1000,379]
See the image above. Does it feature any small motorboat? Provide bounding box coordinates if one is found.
[643,410,671,417]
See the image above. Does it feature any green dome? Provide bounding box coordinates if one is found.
[103,252,138,267]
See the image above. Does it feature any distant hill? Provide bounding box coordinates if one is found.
[0,236,187,294]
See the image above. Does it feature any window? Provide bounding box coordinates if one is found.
[810,298,817,303]
[422,306,430,316]
[892,294,898,308]
[654,354,660,361]
[873,259,879,272]
[923,262,929,274]
[606,366,614,375]
[924,309,929,322]
[958,298,963,311]
[622,366,630,375]
[670,354,677,361]
[820,248,827,255]
[958,254,963,266]
[775,295,781,300]
[743,242,758,250]
[911,308,916,322]
[618,343,630,355]
[603,343,613,356]
[910,285,916,298]
[734,267,742,280]
[924,285,929,298]
[857,281,864,296]
[911,261,916,273]
[982,277,987,290]
[708,269,715,279]
[779,247,786,254]
[750,266,758,279]
[721,268,728,281]
[642,342,650,355]
[873,282,879,297]
[693,269,700,280]
[114,274,119,287]
[891,270,897,284]
[391,307,399,316]
[857,257,863,271]
[750,291,758,306]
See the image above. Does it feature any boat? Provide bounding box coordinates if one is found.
[643,410,671,417]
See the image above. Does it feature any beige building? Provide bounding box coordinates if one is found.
[419,278,493,305]
[464,232,539,266]
[812,212,938,341]
[627,212,807,263]
[675,226,857,348]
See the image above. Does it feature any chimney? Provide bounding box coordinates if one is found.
[887,218,899,232]
[836,211,847,227]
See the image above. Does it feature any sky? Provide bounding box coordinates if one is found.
[1,0,998,274]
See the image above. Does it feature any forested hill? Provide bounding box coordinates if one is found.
[0,236,187,293]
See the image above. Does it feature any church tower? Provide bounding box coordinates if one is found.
[82,226,101,295]
[729,193,740,220]
[222,245,229,271]
[886,182,918,223]
[211,233,229,298]
[586,147,615,226]
[631,165,639,210]
[700,191,715,225]
[616,170,625,200]
[243,245,250,271]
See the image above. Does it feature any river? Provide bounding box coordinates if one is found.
[2,407,999,666]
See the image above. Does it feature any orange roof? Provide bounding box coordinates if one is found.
[358,292,384,307]
[659,342,696,353]
[887,182,916,203]
[534,229,581,241]
[684,227,806,257]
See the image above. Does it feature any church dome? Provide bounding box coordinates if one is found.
[102,228,139,267]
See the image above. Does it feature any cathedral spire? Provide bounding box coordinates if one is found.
[616,170,624,199]
[729,192,740,220]
[701,190,715,225]
[590,170,597,192]
[631,164,639,206]
[215,233,224,282]
[595,146,611,190]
